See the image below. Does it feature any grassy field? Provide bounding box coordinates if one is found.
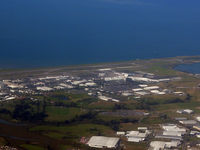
[31,123,114,140]
[124,141,148,150]
[0,137,7,146]
[45,106,86,122]
[20,144,43,150]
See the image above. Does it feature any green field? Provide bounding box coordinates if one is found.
[45,106,86,122]
[31,123,114,139]
[20,144,43,150]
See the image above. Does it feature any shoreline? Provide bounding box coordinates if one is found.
[0,55,200,71]
[0,55,199,80]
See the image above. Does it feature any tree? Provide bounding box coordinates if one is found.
[12,101,47,122]
[12,102,32,121]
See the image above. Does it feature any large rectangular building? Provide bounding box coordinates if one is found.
[87,136,120,149]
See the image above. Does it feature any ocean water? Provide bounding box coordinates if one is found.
[1,0,200,68]
[175,63,200,74]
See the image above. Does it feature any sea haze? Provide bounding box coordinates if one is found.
[0,0,200,68]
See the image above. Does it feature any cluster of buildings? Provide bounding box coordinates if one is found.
[149,109,200,150]
[0,68,182,102]
[86,124,183,149]
[86,108,200,150]
[0,146,18,150]
[117,127,151,142]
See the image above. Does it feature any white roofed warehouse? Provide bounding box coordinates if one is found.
[87,136,120,149]
[126,130,149,142]
[149,141,181,150]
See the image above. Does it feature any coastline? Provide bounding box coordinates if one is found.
[0,55,199,80]
[0,55,199,71]
[0,55,199,70]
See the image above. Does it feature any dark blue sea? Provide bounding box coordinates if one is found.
[1,0,200,68]
[175,63,200,74]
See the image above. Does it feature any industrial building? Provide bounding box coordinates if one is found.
[149,141,181,150]
[87,136,120,149]
[179,120,197,126]
[116,131,125,136]
[177,109,194,114]
[162,124,186,135]
[126,130,150,142]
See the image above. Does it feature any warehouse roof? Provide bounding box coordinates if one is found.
[162,124,186,133]
[150,141,166,150]
[127,137,144,142]
[87,136,120,148]
[150,141,180,150]
[179,120,197,125]
[126,131,147,138]
[155,135,182,141]
[163,131,182,137]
